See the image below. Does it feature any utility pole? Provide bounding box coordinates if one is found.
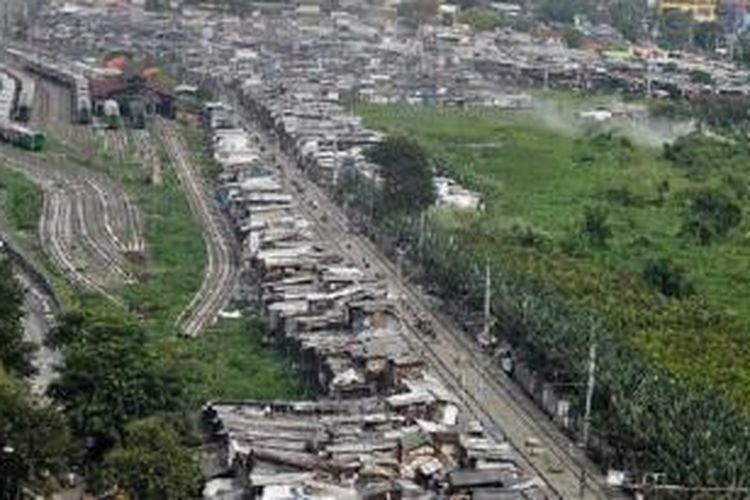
[483,259,491,337]
[479,259,494,349]
[417,211,425,257]
[581,336,597,451]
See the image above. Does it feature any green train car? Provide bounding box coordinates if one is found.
[0,123,46,151]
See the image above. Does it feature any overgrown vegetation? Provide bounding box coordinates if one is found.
[0,363,72,497]
[365,136,436,217]
[45,310,205,497]
[0,261,72,496]
[355,103,750,486]
[0,259,35,377]
[652,94,750,133]
[0,165,73,305]
[92,417,202,499]
[458,7,510,31]
[0,124,303,495]
[49,127,303,389]
[47,311,186,459]
[0,167,42,232]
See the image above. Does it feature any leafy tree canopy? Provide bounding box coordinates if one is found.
[366,136,436,216]
[663,133,747,176]
[92,417,201,500]
[0,364,72,496]
[48,311,186,458]
[537,0,580,24]
[659,8,694,50]
[0,259,35,377]
[580,205,613,247]
[397,0,439,23]
[681,190,742,245]
[642,257,694,299]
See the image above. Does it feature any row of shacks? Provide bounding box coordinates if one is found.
[202,103,544,499]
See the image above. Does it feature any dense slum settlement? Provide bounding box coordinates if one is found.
[201,103,542,499]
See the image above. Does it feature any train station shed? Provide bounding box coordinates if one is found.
[90,73,176,127]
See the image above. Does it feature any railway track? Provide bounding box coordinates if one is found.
[155,119,238,337]
[236,107,620,499]
[131,129,163,185]
[0,147,142,304]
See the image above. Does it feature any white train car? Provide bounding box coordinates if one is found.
[0,69,45,151]
[0,64,36,122]
[0,72,18,122]
[5,47,92,124]
[3,66,36,122]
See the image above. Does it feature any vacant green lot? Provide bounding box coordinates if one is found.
[360,104,750,408]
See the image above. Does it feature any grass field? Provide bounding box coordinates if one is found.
[359,103,750,408]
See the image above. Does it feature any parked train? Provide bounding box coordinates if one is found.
[0,71,17,121]
[4,66,35,122]
[0,122,46,151]
[0,70,46,151]
[5,47,92,124]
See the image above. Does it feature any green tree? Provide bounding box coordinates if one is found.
[459,7,508,31]
[659,9,694,50]
[580,205,612,247]
[608,0,649,42]
[397,0,439,23]
[689,69,713,85]
[537,0,579,23]
[48,311,185,458]
[92,417,201,499]
[663,132,746,176]
[642,257,694,299]
[693,21,721,52]
[0,364,72,496]
[563,25,585,49]
[0,259,35,377]
[682,190,742,245]
[366,136,436,216]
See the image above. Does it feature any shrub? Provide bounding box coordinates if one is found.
[580,205,612,247]
[681,190,742,245]
[642,258,694,299]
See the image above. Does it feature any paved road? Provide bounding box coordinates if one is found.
[156,119,239,337]
[233,98,621,500]
[0,231,60,399]
[17,272,59,398]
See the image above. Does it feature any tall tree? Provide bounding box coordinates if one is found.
[48,312,185,459]
[580,205,613,247]
[681,190,742,245]
[608,0,649,42]
[366,136,436,217]
[92,417,201,500]
[0,364,72,497]
[659,9,694,50]
[537,0,580,24]
[0,258,35,377]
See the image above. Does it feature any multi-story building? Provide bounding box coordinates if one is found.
[660,0,719,22]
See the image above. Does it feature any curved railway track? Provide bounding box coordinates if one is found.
[237,108,620,500]
[0,147,142,304]
[156,119,238,337]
